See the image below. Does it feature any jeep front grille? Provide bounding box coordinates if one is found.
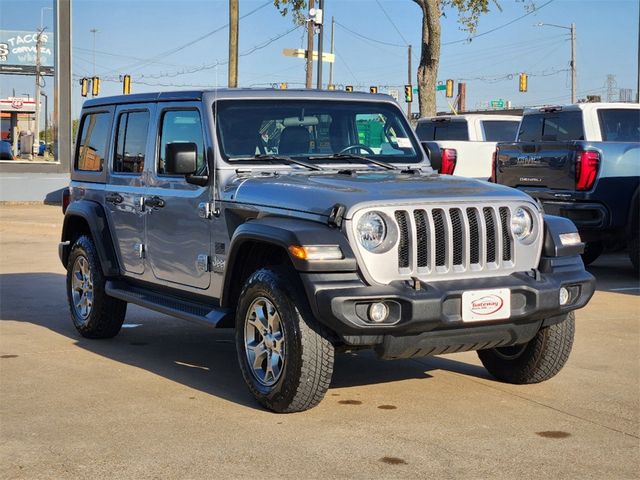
[348,202,542,285]
[395,206,513,274]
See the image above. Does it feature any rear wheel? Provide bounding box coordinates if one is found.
[477,312,575,384]
[581,241,603,266]
[235,267,334,413]
[628,234,639,274]
[66,235,127,338]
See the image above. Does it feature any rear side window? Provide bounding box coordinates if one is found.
[114,111,149,174]
[416,121,469,141]
[158,110,205,175]
[76,112,111,172]
[598,109,640,142]
[518,111,584,142]
[482,120,519,142]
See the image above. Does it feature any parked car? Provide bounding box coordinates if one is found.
[415,114,521,179]
[493,103,640,270]
[0,140,14,160]
[59,90,594,412]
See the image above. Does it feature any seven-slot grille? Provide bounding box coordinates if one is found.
[393,206,513,275]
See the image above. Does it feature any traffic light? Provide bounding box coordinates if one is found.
[404,84,413,103]
[122,74,131,95]
[91,76,100,97]
[369,86,378,94]
[345,85,353,92]
[519,73,528,92]
[445,79,454,98]
[279,83,288,90]
[327,84,336,91]
[80,78,89,97]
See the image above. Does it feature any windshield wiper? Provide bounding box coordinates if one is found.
[308,153,399,171]
[228,154,323,171]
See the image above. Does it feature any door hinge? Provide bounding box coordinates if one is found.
[196,254,211,273]
[135,243,146,259]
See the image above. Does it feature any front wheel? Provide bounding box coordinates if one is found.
[235,267,335,413]
[477,312,575,384]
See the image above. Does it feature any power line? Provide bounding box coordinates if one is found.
[334,21,405,48]
[374,0,409,46]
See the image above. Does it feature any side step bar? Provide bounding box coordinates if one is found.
[105,280,231,328]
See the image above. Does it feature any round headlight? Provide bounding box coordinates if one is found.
[357,211,387,251]
[510,207,533,240]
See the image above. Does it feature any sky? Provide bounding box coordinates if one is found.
[0,0,638,122]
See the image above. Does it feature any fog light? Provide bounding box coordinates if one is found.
[559,287,570,306]
[368,302,389,323]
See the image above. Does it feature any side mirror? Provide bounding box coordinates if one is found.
[165,142,198,175]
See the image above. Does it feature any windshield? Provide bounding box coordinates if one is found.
[215,100,422,164]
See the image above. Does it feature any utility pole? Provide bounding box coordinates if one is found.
[33,28,44,157]
[41,91,48,149]
[316,0,324,89]
[90,28,98,76]
[570,23,576,104]
[407,45,412,119]
[228,0,238,88]
[637,5,640,102]
[328,16,335,87]
[306,0,315,89]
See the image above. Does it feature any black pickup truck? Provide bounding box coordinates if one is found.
[494,103,640,270]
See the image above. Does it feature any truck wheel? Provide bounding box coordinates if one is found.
[477,312,575,384]
[581,241,603,266]
[628,234,639,274]
[66,235,127,339]
[235,267,334,413]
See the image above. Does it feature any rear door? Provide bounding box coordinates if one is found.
[144,103,211,290]
[497,110,584,190]
[104,105,154,275]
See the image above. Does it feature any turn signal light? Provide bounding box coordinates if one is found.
[575,150,600,191]
[288,245,343,261]
[440,148,457,175]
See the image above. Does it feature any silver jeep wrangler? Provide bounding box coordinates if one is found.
[60,89,595,412]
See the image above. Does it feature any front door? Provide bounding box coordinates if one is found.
[104,105,152,275]
[144,104,211,289]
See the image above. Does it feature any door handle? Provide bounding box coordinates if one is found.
[105,193,123,204]
[144,196,165,208]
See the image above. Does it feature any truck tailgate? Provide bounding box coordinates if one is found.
[496,142,577,190]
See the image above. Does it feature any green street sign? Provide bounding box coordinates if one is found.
[413,87,419,94]
[490,99,505,108]
[436,84,446,91]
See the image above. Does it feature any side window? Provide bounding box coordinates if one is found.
[158,110,205,175]
[598,109,640,142]
[114,111,149,174]
[76,112,111,172]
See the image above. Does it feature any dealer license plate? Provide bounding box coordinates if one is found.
[461,288,511,322]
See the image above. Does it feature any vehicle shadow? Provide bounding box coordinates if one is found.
[0,272,492,411]
[587,253,639,296]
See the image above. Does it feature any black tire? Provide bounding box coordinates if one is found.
[235,267,335,413]
[477,312,575,384]
[628,234,639,275]
[581,241,603,266]
[66,235,127,339]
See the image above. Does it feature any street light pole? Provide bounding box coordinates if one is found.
[536,22,577,103]
[306,0,315,89]
[316,0,324,90]
[33,29,44,157]
[90,28,98,76]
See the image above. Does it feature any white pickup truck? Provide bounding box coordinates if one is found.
[415,114,521,180]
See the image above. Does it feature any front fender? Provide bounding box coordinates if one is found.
[60,200,120,276]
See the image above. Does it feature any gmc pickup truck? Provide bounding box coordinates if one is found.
[416,114,521,180]
[494,103,640,270]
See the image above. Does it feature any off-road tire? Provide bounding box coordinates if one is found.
[581,241,603,266]
[235,267,334,413]
[628,234,639,275]
[66,235,127,339]
[477,312,575,384]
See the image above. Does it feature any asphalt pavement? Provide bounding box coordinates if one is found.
[1,205,638,479]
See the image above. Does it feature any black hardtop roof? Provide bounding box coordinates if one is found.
[82,88,395,108]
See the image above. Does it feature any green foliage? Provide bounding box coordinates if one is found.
[442,0,535,33]
[273,0,307,25]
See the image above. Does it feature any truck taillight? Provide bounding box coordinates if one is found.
[62,188,71,213]
[440,148,457,175]
[575,150,600,191]
[490,150,497,183]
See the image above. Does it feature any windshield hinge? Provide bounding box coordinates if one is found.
[328,204,346,228]
[198,201,219,219]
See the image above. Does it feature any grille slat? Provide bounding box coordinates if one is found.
[395,211,410,269]
[467,208,480,265]
[432,209,447,268]
[450,209,464,266]
[483,207,497,264]
[414,210,429,269]
[499,207,512,262]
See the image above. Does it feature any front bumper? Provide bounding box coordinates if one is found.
[300,254,595,358]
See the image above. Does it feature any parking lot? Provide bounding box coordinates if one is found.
[0,204,638,479]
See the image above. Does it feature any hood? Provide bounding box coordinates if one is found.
[223,171,533,218]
